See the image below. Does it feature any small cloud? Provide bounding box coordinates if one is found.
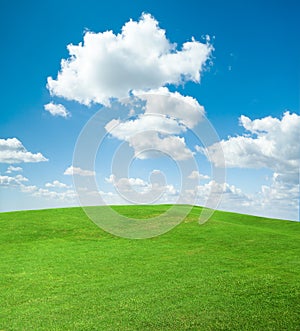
[188,170,210,180]
[44,102,70,118]
[151,169,163,175]
[6,166,23,174]
[195,145,203,153]
[133,88,205,130]
[105,174,115,184]
[0,174,28,187]
[103,173,178,204]
[64,166,95,177]
[45,180,70,188]
[195,145,210,158]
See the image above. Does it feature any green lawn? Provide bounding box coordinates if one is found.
[0,205,299,330]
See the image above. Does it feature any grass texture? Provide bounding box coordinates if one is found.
[0,205,299,330]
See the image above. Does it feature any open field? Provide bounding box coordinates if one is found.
[0,205,299,330]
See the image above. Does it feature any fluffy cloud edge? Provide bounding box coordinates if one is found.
[64,166,95,177]
[45,180,70,188]
[6,166,23,173]
[0,138,48,164]
[207,112,300,174]
[47,13,212,106]
[44,102,70,118]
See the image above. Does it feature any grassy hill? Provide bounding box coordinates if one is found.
[0,205,299,330]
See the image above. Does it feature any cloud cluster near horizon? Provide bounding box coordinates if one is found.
[205,111,300,219]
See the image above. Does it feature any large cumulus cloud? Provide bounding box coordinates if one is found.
[47,13,212,106]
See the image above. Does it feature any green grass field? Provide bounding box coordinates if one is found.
[1,205,299,330]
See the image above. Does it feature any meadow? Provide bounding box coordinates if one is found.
[0,205,299,330]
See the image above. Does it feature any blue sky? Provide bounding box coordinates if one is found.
[0,0,299,220]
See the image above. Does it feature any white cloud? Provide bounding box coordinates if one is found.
[6,166,22,174]
[0,170,76,206]
[45,180,70,188]
[133,87,205,129]
[0,174,28,187]
[102,176,261,217]
[105,174,115,184]
[106,174,149,191]
[0,175,77,203]
[105,89,203,161]
[261,174,298,206]
[222,178,298,221]
[104,173,178,204]
[180,180,250,210]
[205,112,300,220]
[182,179,298,220]
[32,188,77,201]
[128,131,194,160]
[0,138,48,164]
[151,169,163,175]
[105,114,186,140]
[44,102,70,118]
[113,177,148,192]
[208,112,300,175]
[47,13,212,106]
[188,170,210,180]
[20,185,38,193]
[88,173,299,220]
[195,145,205,153]
[254,171,299,220]
[206,181,251,207]
[64,166,95,177]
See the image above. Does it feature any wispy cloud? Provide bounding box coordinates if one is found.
[45,180,70,188]
[5,166,22,174]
